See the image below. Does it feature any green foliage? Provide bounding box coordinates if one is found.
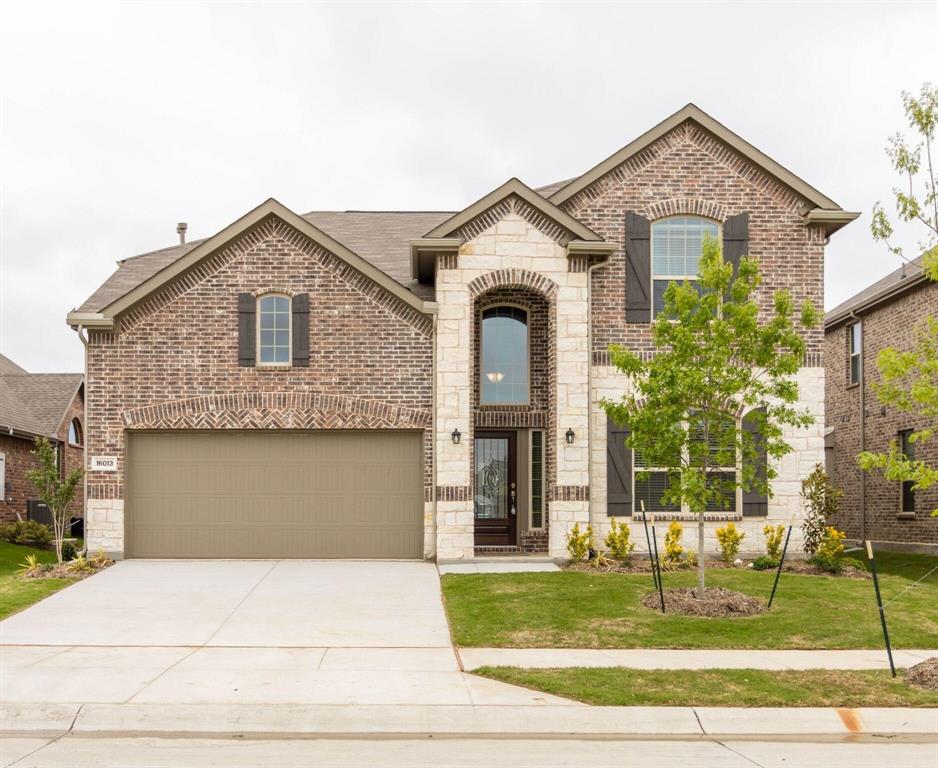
[715,522,745,563]
[16,553,44,576]
[0,520,52,547]
[25,437,83,563]
[66,554,93,574]
[763,524,785,560]
[662,521,684,565]
[604,519,636,563]
[60,540,77,562]
[751,555,779,571]
[566,523,593,563]
[816,526,846,561]
[800,464,843,555]
[603,237,816,591]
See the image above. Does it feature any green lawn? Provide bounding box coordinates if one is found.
[0,541,76,620]
[475,666,938,707]
[442,552,938,649]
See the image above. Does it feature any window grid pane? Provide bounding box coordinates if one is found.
[259,296,291,364]
[651,217,718,317]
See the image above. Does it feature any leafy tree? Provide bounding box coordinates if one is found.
[859,84,938,516]
[800,463,843,554]
[25,437,83,563]
[603,238,817,595]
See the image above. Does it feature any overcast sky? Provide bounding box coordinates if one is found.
[1,1,936,372]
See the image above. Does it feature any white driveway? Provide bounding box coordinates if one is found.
[0,560,569,707]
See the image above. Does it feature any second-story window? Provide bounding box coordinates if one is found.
[848,322,862,385]
[480,306,529,404]
[899,429,915,514]
[651,216,720,318]
[257,295,291,365]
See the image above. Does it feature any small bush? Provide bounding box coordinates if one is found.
[0,520,52,547]
[16,553,44,576]
[800,464,843,555]
[66,554,94,574]
[763,524,785,560]
[751,555,779,570]
[715,523,745,563]
[604,519,636,563]
[816,526,846,561]
[60,540,77,562]
[685,548,699,568]
[809,554,843,574]
[840,556,867,572]
[662,521,684,565]
[566,522,593,563]
[91,550,111,568]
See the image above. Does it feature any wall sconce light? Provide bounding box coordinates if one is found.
[565,428,575,445]
[451,428,461,445]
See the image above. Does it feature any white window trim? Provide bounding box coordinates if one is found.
[256,294,292,367]
[848,321,862,385]
[479,303,531,406]
[650,216,721,321]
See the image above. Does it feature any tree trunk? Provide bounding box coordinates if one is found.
[53,505,64,564]
[697,515,705,595]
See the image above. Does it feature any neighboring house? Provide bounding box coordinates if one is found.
[824,256,938,548]
[0,353,85,524]
[68,104,856,560]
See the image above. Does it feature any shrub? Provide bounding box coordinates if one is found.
[66,554,94,574]
[91,550,111,568]
[809,554,843,574]
[60,540,77,562]
[751,555,779,570]
[566,523,593,563]
[0,520,52,547]
[715,523,745,563]
[800,464,843,554]
[604,519,636,563]
[816,526,846,561]
[662,521,684,565]
[763,524,785,560]
[16,553,44,576]
[685,548,699,568]
[840,556,867,572]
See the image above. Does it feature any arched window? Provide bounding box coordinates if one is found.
[651,216,719,317]
[480,306,528,405]
[68,418,82,446]
[257,294,291,365]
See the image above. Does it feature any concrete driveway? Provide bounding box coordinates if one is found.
[0,560,569,707]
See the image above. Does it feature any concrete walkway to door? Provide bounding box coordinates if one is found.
[0,560,571,707]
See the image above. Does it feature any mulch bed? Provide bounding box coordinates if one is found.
[22,560,113,581]
[907,657,938,690]
[566,559,869,578]
[640,586,766,617]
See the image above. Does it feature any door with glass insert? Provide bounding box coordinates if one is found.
[473,431,517,546]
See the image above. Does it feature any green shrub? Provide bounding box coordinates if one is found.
[751,555,779,570]
[816,526,846,561]
[715,522,745,563]
[840,556,867,572]
[800,464,843,554]
[662,521,684,565]
[763,524,785,560]
[0,520,52,547]
[809,554,843,574]
[604,519,636,563]
[566,523,593,563]
[60,540,77,562]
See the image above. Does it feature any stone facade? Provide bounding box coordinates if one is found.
[824,279,938,546]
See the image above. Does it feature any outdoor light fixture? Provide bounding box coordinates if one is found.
[565,428,575,445]
[451,428,461,445]
[486,371,505,383]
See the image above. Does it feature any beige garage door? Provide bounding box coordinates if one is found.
[125,431,424,559]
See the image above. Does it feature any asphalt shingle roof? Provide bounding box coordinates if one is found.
[0,358,83,438]
[825,255,926,324]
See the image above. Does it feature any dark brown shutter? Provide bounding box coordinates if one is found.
[624,211,652,323]
[292,293,310,367]
[607,416,632,516]
[723,213,749,275]
[742,408,768,517]
[237,293,255,367]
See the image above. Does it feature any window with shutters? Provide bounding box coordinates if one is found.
[899,429,915,514]
[257,294,291,366]
[848,322,862,385]
[651,216,719,318]
[530,430,544,529]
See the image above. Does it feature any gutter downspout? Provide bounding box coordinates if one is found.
[585,258,607,526]
[76,325,89,554]
[431,310,438,561]
[848,311,866,542]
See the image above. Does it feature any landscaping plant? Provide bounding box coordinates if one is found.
[566,522,593,563]
[603,236,816,594]
[662,521,684,567]
[0,520,52,548]
[25,437,83,564]
[604,519,636,563]
[809,526,848,573]
[800,463,842,555]
[750,555,778,571]
[715,522,745,563]
[763,524,785,560]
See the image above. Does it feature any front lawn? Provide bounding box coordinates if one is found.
[474,666,938,707]
[441,552,938,649]
[0,541,76,620]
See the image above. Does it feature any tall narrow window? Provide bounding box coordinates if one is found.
[899,429,915,514]
[651,216,719,318]
[67,419,82,446]
[530,430,544,529]
[480,306,528,404]
[257,295,291,365]
[848,322,862,385]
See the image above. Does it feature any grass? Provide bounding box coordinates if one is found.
[441,551,938,649]
[0,540,76,620]
[474,666,938,707]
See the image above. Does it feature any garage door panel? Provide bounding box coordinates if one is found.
[126,431,424,559]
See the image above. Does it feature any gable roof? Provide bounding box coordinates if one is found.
[825,255,930,328]
[0,371,83,439]
[547,104,856,227]
[423,177,603,241]
[0,354,27,376]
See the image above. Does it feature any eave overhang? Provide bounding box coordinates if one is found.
[410,237,461,283]
[824,269,930,330]
[803,209,861,237]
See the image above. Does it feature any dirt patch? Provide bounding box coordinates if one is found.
[907,657,938,690]
[22,559,113,581]
[566,559,869,578]
[641,587,765,617]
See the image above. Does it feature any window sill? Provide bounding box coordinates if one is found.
[897,512,916,520]
[845,382,861,390]
[256,364,293,371]
[634,512,742,523]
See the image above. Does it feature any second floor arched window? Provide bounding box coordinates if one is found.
[480,306,528,405]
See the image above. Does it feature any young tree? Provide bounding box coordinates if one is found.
[859,83,938,516]
[603,238,817,595]
[25,437,83,563]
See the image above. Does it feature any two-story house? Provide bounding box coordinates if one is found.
[68,104,855,560]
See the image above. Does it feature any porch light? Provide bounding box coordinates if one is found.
[486,371,505,383]
[565,428,575,445]
[451,428,461,445]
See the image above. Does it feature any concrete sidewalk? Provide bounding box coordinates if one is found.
[459,647,938,670]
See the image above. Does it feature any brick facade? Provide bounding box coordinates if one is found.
[825,279,938,546]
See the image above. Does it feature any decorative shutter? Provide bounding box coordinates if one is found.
[742,408,768,517]
[292,293,310,368]
[722,213,749,275]
[624,211,652,323]
[607,416,632,516]
[237,293,255,367]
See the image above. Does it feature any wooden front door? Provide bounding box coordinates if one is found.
[473,431,517,546]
